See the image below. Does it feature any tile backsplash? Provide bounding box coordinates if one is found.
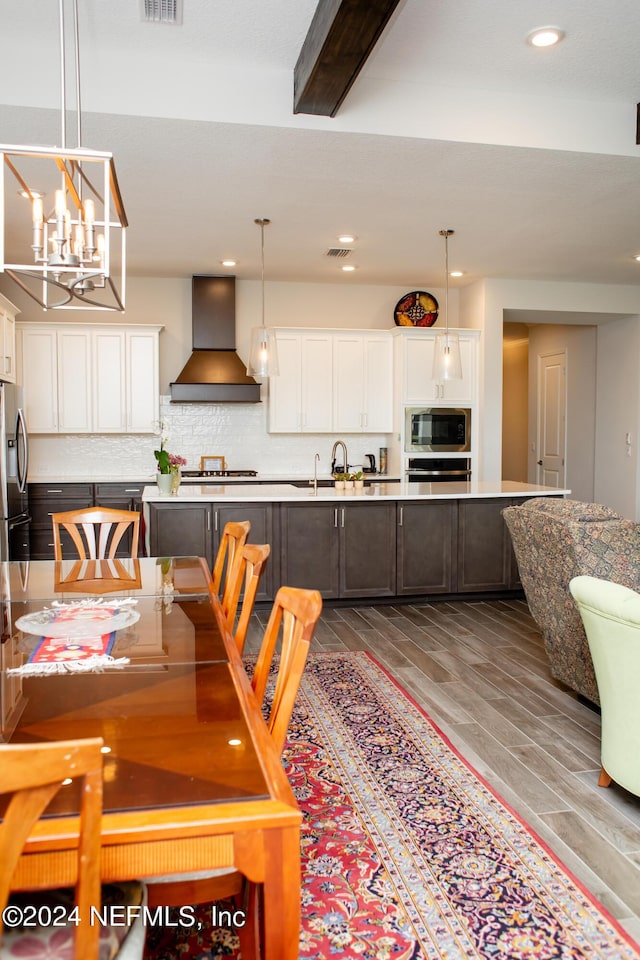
[27,397,391,479]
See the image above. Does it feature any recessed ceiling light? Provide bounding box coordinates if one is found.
[341,264,356,272]
[18,189,45,200]
[338,234,356,244]
[450,270,463,278]
[220,259,236,267]
[527,26,565,47]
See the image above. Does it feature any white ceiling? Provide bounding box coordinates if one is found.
[1,0,640,291]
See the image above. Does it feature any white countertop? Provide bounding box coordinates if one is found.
[142,480,570,503]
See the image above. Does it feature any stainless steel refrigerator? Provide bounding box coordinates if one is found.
[0,383,30,561]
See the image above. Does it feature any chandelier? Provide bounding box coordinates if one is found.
[0,0,127,311]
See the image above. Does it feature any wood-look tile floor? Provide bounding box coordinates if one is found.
[245,597,640,943]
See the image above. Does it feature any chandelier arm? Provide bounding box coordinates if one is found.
[3,155,36,199]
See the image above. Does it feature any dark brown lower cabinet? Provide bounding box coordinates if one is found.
[212,504,276,602]
[396,500,457,595]
[457,497,522,593]
[279,502,396,600]
[148,501,214,567]
[279,503,340,598]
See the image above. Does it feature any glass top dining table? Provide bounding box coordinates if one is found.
[0,557,302,960]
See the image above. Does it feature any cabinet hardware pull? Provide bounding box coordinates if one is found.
[399,506,404,526]
[46,489,63,494]
[213,510,218,532]
[341,508,345,528]
[207,511,211,531]
[333,508,338,527]
[124,488,140,493]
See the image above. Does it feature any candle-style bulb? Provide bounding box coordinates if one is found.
[32,197,43,224]
[55,189,66,218]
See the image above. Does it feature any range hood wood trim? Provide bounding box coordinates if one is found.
[170,381,262,403]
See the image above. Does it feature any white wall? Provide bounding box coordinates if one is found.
[594,317,640,518]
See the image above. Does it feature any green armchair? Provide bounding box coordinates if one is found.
[569,575,640,797]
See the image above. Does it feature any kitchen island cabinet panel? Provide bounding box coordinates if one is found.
[213,504,276,601]
[148,502,213,567]
[280,502,395,599]
[339,502,396,598]
[457,498,512,592]
[397,501,457,595]
[280,504,340,598]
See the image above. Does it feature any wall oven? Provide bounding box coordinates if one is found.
[406,457,471,482]
[405,407,471,453]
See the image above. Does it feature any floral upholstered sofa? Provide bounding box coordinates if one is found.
[502,498,640,705]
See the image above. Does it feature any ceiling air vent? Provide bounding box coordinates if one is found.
[325,248,352,258]
[141,0,183,24]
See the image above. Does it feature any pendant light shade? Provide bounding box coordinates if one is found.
[248,218,279,377]
[432,229,462,381]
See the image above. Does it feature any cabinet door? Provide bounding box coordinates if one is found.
[457,499,510,592]
[58,330,92,432]
[213,503,276,601]
[269,334,302,432]
[19,328,59,432]
[333,335,365,432]
[396,501,457,595]
[363,335,393,431]
[404,333,477,405]
[0,308,16,384]
[300,334,332,432]
[149,502,213,567]
[339,502,396,598]
[280,503,340,598]
[93,330,126,432]
[127,330,159,432]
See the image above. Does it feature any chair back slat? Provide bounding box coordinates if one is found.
[227,543,270,654]
[212,521,251,616]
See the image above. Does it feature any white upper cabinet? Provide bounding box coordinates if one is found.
[269,331,333,432]
[399,328,479,406]
[17,322,161,434]
[269,328,393,434]
[333,333,393,433]
[0,293,18,384]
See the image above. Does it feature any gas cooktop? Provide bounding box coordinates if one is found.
[181,469,258,478]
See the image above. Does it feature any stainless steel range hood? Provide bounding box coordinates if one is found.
[170,276,261,403]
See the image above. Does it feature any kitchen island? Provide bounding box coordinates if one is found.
[143,480,568,604]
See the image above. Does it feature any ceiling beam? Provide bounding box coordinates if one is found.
[294,0,402,117]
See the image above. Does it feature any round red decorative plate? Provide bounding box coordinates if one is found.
[394,291,439,327]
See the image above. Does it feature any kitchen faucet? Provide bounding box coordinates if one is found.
[313,452,320,494]
[330,439,349,476]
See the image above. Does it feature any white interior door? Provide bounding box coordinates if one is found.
[536,351,566,487]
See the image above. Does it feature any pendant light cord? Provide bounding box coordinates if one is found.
[255,217,270,330]
[439,228,454,336]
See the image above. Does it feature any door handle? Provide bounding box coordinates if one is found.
[536,459,543,465]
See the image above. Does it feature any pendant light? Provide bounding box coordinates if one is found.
[0,0,127,311]
[248,218,279,378]
[432,229,463,381]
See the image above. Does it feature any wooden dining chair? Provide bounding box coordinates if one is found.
[224,542,271,653]
[0,737,146,959]
[146,586,323,958]
[52,506,140,561]
[212,520,250,620]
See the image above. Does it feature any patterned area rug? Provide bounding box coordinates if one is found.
[144,651,640,959]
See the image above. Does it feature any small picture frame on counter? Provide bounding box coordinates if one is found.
[201,455,225,472]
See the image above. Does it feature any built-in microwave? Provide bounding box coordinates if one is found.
[405,407,471,453]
